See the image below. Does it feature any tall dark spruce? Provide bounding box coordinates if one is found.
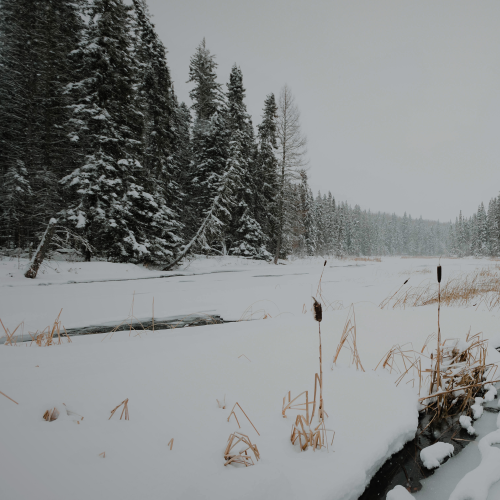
[0,0,84,248]
[62,0,177,263]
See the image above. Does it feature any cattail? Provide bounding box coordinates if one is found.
[437,265,442,283]
[312,298,322,322]
[324,260,327,267]
[404,279,409,285]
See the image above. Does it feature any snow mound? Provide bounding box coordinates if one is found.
[459,415,476,436]
[386,485,415,499]
[420,442,454,469]
[471,397,484,419]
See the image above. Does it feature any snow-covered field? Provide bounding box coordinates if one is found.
[1,255,500,500]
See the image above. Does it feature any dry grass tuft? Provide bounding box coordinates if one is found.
[381,267,500,311]
[224,432,260,466]
[1,310,72,347]
[109,398,129,420]
[290,415,334,452]
[380,331,499,418]
[343,256,381,263]
[332,305,365,371]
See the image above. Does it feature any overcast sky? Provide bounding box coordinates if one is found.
[146,0,500,222]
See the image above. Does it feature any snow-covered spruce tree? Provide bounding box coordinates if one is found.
[129,0,183,257]
[476,202,488,257]
[62,0,177,263]
[171,99,193,226]
[0,0,84,248]
[187,39,227,227]
[224,65,269,259]
[274,85,308,263]
[487,197,499,257]
[254,93,279,249]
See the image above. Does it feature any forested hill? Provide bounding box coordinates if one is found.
[0,0,450,262]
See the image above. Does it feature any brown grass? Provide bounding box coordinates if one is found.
[227,403,260,436]
[109,398,129,420]
[224,432,260,466]
[332,305,365,371]
[381,266,500,311]
[1,311,71,347]
[342,257,382,262]
[379,330,498,418]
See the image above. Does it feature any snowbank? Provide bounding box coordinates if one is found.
[420,442,454,469]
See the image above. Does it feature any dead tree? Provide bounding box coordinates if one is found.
[24,218,57,279]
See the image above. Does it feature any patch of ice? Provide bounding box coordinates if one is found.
[448,429,500,500]
[420,442,454,469]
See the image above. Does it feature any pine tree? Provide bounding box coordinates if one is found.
[62,0,175,262]
[188,40,227,224]
[487,198,498,257]
[476,203,488,256]
[254,94,279,246]
[0,0,84,247]
[224,65,268,258]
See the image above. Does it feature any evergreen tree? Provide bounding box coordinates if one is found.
[62,0,176,262]
[0,0,84,247]
[188,40,227,224]
[225,65,268,258]
[255,94,279,246]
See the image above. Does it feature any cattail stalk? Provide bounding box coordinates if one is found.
[313,298,324,419]
[436,265,442,410]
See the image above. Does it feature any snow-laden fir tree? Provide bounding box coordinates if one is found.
[0,0,84,247]
[62,0,179,263]
[188,39,228,226]
[254,94,279,248]
[224,65,269,259]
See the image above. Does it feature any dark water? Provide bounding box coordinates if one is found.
[358,411,478,499]
[64,315,226,337]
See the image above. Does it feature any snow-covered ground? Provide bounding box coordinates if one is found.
[1,255,500,500]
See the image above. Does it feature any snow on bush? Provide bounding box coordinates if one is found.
[420,442,454,469]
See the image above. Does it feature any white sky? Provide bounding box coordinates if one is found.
[146,0,500,221]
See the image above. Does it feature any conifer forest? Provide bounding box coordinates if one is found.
[0,0,496,263]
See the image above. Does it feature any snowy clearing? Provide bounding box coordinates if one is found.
[1,255,500,500]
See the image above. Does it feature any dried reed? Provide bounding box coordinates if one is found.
[224,432,260,467]
[0,390,19,405]
[227,403,260,435]
[381,266,500,311]
[290,415,334,452]
[332,304,364,371]
[109,399,129,420]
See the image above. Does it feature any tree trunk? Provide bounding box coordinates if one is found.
[24,218,57,279]
[273,233,281,265]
